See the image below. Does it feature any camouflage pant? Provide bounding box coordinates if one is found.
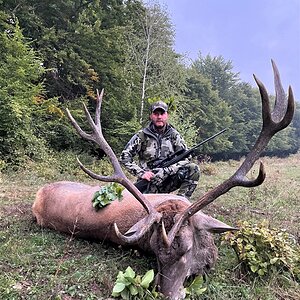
[142,162,200,199]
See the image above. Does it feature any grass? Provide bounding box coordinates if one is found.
[198,154,300,239]
[0,152,299,299]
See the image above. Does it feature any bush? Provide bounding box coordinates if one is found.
[223,220,300,279]
[111,266,158,299]
[2,149,115,182]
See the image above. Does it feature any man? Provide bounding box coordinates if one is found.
[120,100,200,199]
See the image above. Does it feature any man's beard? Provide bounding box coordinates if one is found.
[154,123,166,132]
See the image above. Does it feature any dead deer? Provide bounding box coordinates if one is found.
[32,61,294,300]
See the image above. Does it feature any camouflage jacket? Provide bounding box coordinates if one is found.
[120,122,189,178]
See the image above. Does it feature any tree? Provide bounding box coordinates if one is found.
[1,0,146,152]
[183,67,233,154]
[0,16,47,165]
[192,53,239,100]
[290,102,300,153]
[124,1,186,124]
[190,53,299,157]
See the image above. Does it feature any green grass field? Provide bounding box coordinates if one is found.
[0,153,299,299]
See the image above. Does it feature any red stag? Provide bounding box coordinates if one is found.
[32,61,294,300]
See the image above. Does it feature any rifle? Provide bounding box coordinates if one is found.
[135,128,227,193]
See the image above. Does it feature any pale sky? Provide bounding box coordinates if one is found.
[158,0,300,101]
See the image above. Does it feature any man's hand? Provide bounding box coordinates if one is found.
[152,168,166,185]
[141,170,155,181]
[141,169,165,185]
[141,167,171,185]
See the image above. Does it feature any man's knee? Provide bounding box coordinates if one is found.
[181,162,200,181]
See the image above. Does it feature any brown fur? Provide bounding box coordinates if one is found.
[32,181,189,245]
[32,181,229,300]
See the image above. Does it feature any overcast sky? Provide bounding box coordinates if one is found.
[158,0,300,101]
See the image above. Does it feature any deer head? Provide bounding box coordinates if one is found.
[66,60,294,300]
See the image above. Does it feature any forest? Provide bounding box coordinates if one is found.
[0,0,299,170]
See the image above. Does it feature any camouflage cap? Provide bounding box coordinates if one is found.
[151,101,168,113]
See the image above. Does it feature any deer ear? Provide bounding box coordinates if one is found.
[124,217,148,236]
[193,212,238,233]
[119,213,162,242]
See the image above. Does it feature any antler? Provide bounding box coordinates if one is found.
[66,89,161,242]
[166,60,295,246]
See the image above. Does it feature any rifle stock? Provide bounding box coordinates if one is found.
[134,179,151,193]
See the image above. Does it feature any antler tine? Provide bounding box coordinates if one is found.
[66,107,91,141]
[66,90,162,239]
[272,59,286,122]
[164,61,295,247]
[254,60,295,135]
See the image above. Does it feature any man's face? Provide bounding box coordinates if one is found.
[150,109,168,129]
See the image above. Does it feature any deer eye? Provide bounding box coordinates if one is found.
[182,220,189,227]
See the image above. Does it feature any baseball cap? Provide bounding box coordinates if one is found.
[151,101,168,113]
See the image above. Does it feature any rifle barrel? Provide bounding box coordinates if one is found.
[153,128,227,169]
[191,128,227,150]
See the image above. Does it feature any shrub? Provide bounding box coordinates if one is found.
[223,220,300,279]
[184,275,207,298]
[111,266,159,299]
[4,150,115,182]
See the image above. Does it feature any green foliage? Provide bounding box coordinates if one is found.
[0,159,6,172]
[190,53,300,157]
[147,95,177,113]
[1,1,299,160]
[92,183,124,210]
[184,68,233,153]
[192,53,239,98]
[6,149,114,182]
[168,110,198,148]
[1,0,145,153]
[112,268,208,300]
[124,1,186,124]
[0,17,48,165]
[184,275,207,298]
[106,115,141,153]
[223,220,300,279]
[111,266,158,300]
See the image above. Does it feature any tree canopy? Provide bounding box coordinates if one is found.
[0,0,299,167]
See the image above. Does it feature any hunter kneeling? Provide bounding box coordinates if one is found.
[120,100,200,199]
